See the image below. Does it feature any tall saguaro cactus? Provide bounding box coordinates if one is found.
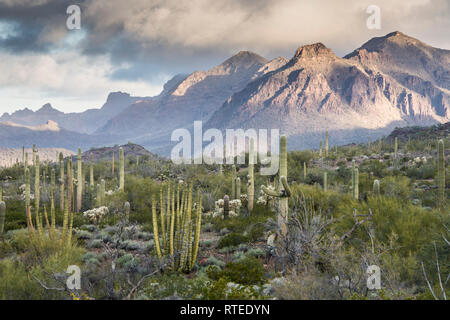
[353,167,359,200]
[35,155,40,215]
[231,165,236,199]
[437,139,446,211]
[325,131,329,158]
[59,153,65,212]
[67,159,73,212]
[247,138,255,212]
[394,137,398,168]
[25,168,30,209]
[77,148,83,212]
[112,151,115,174]
[303,162,307,180]
[119,147,125,191]
[323,172,328,191]
[262,135,291,239]
[90,154,94,187]
[0,201,5,234]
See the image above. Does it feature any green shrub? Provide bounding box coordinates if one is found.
[218,233,249,249]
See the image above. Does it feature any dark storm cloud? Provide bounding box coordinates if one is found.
[0,0,449,75]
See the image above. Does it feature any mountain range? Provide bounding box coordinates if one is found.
[0,31,448,154]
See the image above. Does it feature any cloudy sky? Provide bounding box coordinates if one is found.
[0,0,449,114]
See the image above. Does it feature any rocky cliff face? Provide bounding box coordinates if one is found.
[205,32,450,149]
[96,51,270,138]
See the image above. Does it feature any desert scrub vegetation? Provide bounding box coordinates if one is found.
[0,130,447,300]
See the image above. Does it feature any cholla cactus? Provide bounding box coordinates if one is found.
[373,179,380,195]
[83,207,109,224]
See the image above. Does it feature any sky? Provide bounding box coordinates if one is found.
[0,0,449,114]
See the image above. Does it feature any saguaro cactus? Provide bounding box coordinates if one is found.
[319,140,323,159]
[77,148,83,212]
[90,154,94,187]
[0,201,5,234]
[247,138,255,212]
[124,201,131,222]
[353,167,359,200]
[437,139,446,211]
[231,165,236,199]
[112,151,115,174]
[35,155,40,215]
[25,168,30,208]
[32,144,37,166]
[119,147,125,191]
[262,135,291,238]
[235,177,241,201]
[323,172,328,191]
[59,153,65,212]
[303,162,307,180]
[223,195,230,219]
[394,137,398,168]
[100,179,106,205]
[67,159,73,212]
[325,131,329,158]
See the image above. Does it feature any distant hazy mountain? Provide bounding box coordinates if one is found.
[0,92,147,134]
[0,120,117,150]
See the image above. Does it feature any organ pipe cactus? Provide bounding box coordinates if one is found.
[0,201,5,234]
[119,147,125,191]
[77,148,82,212]
[152,182,202,272]
[247,138,255,212]
[437,139,446,211]
[261,135,291,238]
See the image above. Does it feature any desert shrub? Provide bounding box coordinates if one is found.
[218,233,249,249]
[202,277,265,300]
[212,256,266,285]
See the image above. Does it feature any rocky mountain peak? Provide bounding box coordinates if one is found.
[220,50,268,69]
[37,103,61,114]
[293,43,335,59]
